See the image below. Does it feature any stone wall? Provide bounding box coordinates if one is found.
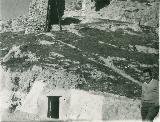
[22,88,141,120]
[23,0,159,33]
[25,0,48,34]
[26,0,95,33]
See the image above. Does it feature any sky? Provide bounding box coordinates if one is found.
[0,0,31,20]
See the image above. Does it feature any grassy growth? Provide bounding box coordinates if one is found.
[0,20,158,99]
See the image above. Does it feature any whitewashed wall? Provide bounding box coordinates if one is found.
[36,89,141,120]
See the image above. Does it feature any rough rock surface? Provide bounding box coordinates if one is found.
[25,0,48,33]
[0,16,28,33]
[0,0,158,33]
[25,0,94,33]
[97,0,159,27]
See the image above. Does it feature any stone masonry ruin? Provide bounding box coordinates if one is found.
[25,0,111,33]
[1,0,158,33]
[26,0,91,33]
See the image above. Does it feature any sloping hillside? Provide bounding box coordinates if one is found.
[0,0,159,121]
[0,19,158,121]
[1,19,158,99]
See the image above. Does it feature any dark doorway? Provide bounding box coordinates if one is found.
[45,0,65,32]
[95,0,110,11]
[47,96,61,119]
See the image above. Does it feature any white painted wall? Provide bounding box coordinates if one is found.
[68,89,104,120]
[19,85,141,120]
